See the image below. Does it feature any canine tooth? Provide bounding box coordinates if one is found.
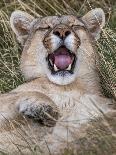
[66,64,71,70]
[54,64,59,71]
[49,59,53,66]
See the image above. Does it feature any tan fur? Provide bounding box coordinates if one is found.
[0,8,115,154]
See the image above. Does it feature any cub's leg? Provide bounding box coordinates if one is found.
[17,92,59,126]
[0,92,59,127]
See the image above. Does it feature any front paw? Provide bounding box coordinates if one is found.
[17,96,59,127]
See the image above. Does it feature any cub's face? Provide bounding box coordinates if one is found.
[10,9,105,85]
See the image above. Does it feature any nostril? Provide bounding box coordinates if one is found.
[53,31,60,37]
[53,30,71,38]
[65,31,71,37]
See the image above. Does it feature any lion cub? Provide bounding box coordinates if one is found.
[0,8,114,154]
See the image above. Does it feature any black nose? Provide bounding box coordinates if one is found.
[53,28,71,39]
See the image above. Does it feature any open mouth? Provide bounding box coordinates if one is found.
[47,45,76,74]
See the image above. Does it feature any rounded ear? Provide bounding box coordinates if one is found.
[81,8,105,40]
[10,10,34,45]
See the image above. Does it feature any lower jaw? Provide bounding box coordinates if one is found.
[47,71,76,86]
[51,70,73,75]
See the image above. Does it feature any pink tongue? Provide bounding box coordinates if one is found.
[54,55,72,70]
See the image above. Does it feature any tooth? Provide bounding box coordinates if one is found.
[49,59,53,66]
[66,64,72,70]
[54,64,59,71]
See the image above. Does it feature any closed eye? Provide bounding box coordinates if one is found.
[38,26,51,31]
[72,25,87,31]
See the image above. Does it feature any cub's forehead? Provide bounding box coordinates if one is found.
[33,15,84,29]
[41,15,80,25]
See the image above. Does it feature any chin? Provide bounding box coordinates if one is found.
[46,70,77,85]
